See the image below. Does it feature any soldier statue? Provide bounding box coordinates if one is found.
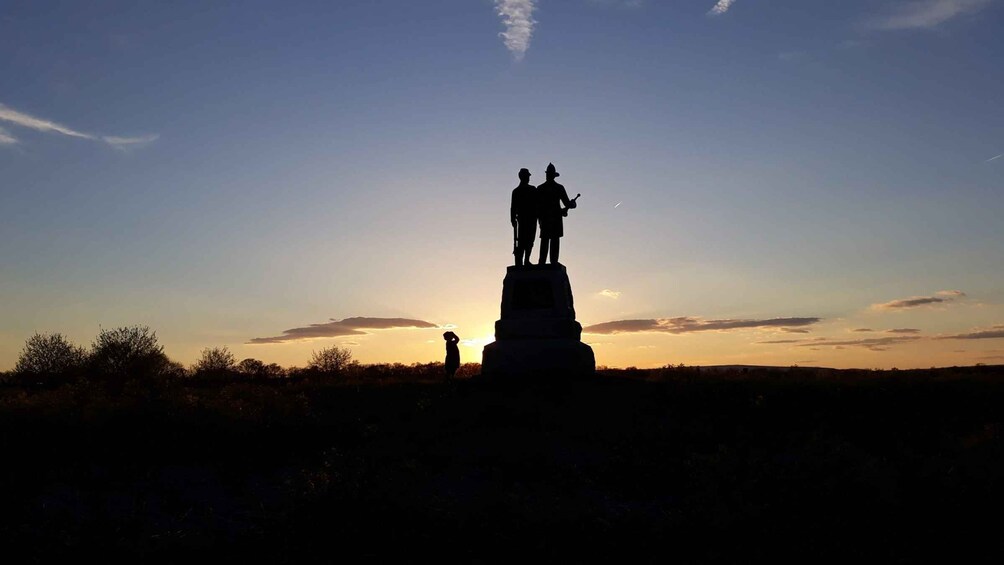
[510,167,537,266]
[536,162,578,265]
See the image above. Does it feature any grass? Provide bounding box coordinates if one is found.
[2,364,1004,562]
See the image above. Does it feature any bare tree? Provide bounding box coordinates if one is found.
[237,357,266,377]
[308,345,353,375]
[236,358,286,380]
[14,333,86,385]
[193,346,237,376]
[89,325,169,381]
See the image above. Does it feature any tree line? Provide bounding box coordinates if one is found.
[5,326,476,388]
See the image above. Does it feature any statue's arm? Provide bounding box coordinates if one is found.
[559,186,575,208]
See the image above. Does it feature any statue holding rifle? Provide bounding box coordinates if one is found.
[536,162,579,265]
[510,167,537,267]
[485,162,595,377]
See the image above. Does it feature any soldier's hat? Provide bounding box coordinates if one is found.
[518,168,531,178]
[545,162,560,177]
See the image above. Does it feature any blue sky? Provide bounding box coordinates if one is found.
[2,0,1003,369]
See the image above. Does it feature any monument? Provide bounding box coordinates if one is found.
[481,164,596,377]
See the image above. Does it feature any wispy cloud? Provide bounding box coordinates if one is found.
[871,290,966,310]
[597,289,622,299]
[0,126,16,145]
[799,336,924,351]
[762,324,1004,350]
[583,316,821,335]
[248,316,439,344]
[939,326,1004,340]
[760,335,924,351]
[0,102,157,149]
[103,134,161,151]
[708,0,738,16]
[986,153,1004,163]
[866,0,994,30]
[495,0,536,60]
[0,103,93,139]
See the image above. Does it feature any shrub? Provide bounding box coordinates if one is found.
[15,332,87,375]
[13,333,87,386]
[193,346,237,377]
[89,325,170,382]
[237,357,266,378]
[308,345,353,375]
[263,362,286,379]
[161,360,189,380]
[236,358,286,379]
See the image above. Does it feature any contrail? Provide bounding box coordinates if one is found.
[985,153,1004,163]
[0,103,94,139]
[0,102,157,149]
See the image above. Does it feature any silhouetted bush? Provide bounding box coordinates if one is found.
[88,325,171,384]
[236,358,286,380]
[344,361,479,382]
[236,357,266,376]
[13,333,87,386]
[264,362,286,379]
[161,360,188,380]
[455,362,481,379]
[192,346,237,380]
[307,345,353,376]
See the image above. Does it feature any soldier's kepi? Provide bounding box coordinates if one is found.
[510,167,537,267]
[537,162,578,265]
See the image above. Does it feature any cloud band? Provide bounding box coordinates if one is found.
[583,316,821,335]
[248,316,439,344]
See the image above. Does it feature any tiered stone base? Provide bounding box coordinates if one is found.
[481,339,595,377]
[481,263,595,378]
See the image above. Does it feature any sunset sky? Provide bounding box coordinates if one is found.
[2,0,1003,370]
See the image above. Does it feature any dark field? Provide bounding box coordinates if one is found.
[3,365,1004,562]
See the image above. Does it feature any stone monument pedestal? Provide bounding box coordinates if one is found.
[481,263,595,377]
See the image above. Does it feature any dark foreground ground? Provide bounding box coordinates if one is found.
[3,365,1004,562]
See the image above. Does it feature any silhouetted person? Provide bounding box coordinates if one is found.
[537,162,577,265]
[510,168,537,266]
[443,331,460,379]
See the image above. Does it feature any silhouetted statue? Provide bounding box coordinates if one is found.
[443,331,460,379]
[510,168,537,266]
[537,163,578,265]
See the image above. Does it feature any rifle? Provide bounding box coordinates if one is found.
[512,222,519,259]
[561,193,581,217]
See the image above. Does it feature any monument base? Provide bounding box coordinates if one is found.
[481,339,595,378]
